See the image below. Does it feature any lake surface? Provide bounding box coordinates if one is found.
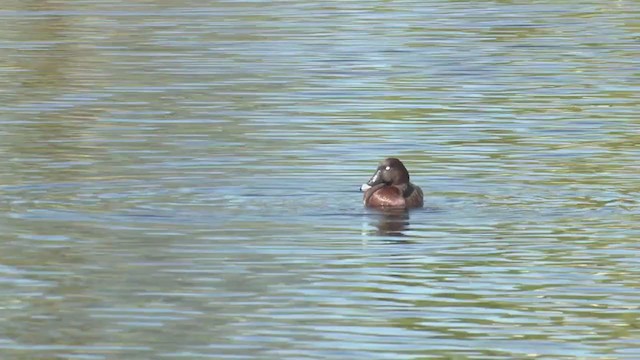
[1,1,639,359]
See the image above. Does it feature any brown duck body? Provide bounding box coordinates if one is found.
[360,158,423,209]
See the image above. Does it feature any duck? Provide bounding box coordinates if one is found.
[360,158,423,208]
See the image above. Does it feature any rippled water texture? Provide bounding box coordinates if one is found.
[1,1,639,359]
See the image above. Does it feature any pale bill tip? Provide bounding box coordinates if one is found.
[360,183,372,192]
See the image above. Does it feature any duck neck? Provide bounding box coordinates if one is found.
[395,183,411,196]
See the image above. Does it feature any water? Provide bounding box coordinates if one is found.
[1,1,639,359]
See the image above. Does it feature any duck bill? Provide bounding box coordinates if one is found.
[360,169,382,192]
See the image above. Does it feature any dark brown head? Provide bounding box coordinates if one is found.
[360,158,410,191]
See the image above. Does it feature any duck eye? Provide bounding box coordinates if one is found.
[385,166,391,171]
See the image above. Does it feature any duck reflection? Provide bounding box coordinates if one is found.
[372,209,410,236]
